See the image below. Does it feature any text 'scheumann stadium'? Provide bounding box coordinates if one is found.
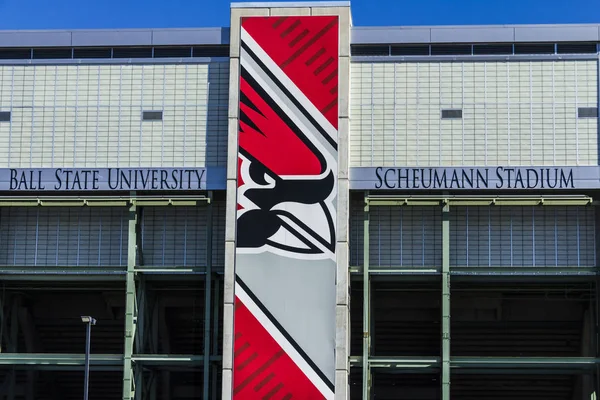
[1,1,600,399]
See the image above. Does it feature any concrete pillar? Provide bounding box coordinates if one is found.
[223,2,352,399]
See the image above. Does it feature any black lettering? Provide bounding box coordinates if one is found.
[496,167,504,188]
[72,171,81,190]
[37,170,45,190]
[526,169,539,189]
[19,171,28,190]
[461,169,473,188]
[546,168,558,188]
[397,168,409,188]
[194,169,205,190]
[54,169,63,190]
[434,170,447,188]
[171,170,179,189]
[92,170,99,190]
[151,170,159,190]
[450,170,460,188]
[160,170,168,190]
[9,169,17,190]
[64,170,72,189]
[476,169,488,188]
[560,169,574,188]
[108,168,119,190]
[120,170,131,190]
[375,167,383,189]
[140,170,150,189]
[384,169,396,189]
[28,171,37,190]
[514,170,524,189]
[505,168,514,188]
[185,170,193,189]
[81,170,91,189]
[179,170,184,189]
[421,169,432,189]
[412,168,420,189]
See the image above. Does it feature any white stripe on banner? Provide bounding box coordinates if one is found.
[235,282,335,400]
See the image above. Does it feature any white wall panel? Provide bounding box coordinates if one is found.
[0,62,229,168]
[350,60,598,167]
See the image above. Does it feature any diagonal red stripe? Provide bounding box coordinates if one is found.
[233,296,326,399]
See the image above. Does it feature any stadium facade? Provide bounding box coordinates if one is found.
[0,1,599,399]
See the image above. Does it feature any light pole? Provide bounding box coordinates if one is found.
[81,316,96,400]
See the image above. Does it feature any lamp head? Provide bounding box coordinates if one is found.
[81,316,97,325]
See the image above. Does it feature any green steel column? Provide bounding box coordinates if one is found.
[441,203,451,400]
[123,202,138,400]
[362,193,371,400]
[203,192,214,399]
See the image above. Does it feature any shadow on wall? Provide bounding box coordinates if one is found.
[205,61,229,168]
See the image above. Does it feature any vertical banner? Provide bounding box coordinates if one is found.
[233,15,339,399]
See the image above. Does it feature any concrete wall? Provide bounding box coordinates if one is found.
[0,62,229,168]
[350,60,599,167]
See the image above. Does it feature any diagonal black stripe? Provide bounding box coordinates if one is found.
[240,110,265,137]
[240,66,328,174]
[240,90,264,117]
[236,276,335,393]
[282,394,293,400]
[238,352,259,370]
[274,207,336,252]
[240,40,338,152]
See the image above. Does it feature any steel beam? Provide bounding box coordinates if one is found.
[0,353,123,365]
[132,355,216,365]
[362,192,371,400]
[0,196,209,207]
[350,356,441,371]
[441,204,450,400]
[123,203,138,400]
[203,191,214,400]
[365,195,593,207]
[350,355,600,372]
[451,357,600,371]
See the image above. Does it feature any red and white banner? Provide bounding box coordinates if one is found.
[233,15,339,399]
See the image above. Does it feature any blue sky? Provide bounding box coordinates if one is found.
[0,0,598,30]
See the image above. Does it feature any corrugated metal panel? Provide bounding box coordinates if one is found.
[0,62,229,168]
[350,60,598,167]
[0,206,128,266]
[450,206,595,267]
[140,206,208,267]
[352,206,443,268]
